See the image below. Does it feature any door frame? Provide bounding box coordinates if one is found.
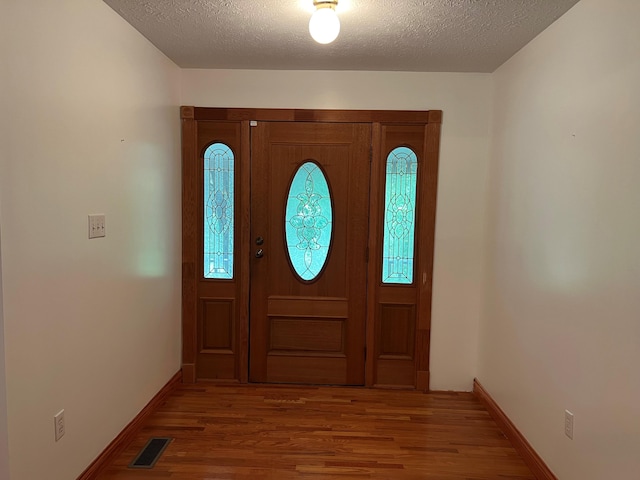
[180,107,442,391]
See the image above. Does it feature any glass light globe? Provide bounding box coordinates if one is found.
[309,7,340,44]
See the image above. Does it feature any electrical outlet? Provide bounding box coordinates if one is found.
[564,410,574,439]
[54,410,65,441]
[88,214,106,239]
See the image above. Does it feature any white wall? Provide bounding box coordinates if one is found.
[0,1,182,479]
[479,0,640,478]
[182,69,492,391]
[0,7,13,478]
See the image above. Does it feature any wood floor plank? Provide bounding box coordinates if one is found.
[96,384,535,480]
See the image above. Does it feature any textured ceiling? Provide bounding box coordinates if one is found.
[103,0,581,73]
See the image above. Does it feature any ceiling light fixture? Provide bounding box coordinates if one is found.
[309,0,340,45]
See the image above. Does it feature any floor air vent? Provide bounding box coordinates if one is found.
[128,437,172,469]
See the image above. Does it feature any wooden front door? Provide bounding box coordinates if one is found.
[249,122,371,385]
[181,108,442,391]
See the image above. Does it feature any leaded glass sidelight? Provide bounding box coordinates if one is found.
[204,143,234,279]
[285,162,333,281]
[382,147,418,284]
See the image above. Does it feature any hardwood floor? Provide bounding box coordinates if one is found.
[97,384,535,479]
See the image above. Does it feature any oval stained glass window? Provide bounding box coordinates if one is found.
[285,162,333,281]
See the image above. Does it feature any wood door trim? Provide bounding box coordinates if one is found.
[416,121,442,391]
[181,107,443,390]
[190,107,442,125]
[365,123,383,387]
[181,108,198,383]
[238,120,251,383]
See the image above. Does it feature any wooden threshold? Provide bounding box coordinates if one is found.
[473,378,558,480]
[76,370,182,480]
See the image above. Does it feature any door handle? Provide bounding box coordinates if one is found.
[255,236,264,245]
[255,248,264,258]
